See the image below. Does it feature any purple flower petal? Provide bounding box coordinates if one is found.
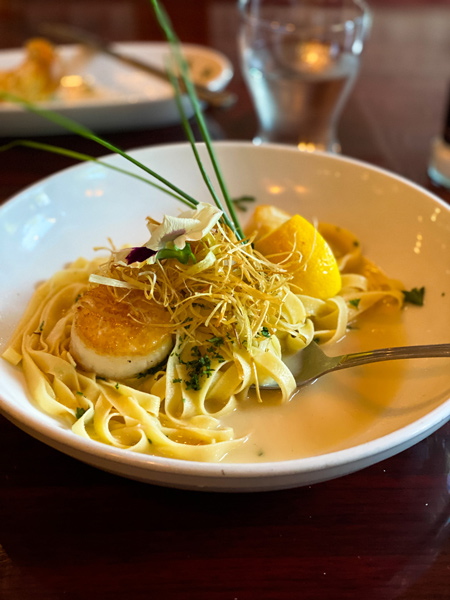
[125,246,156,264]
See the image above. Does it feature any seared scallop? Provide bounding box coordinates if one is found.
[70,286,173,379]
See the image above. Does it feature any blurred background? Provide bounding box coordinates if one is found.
[0,0,449,196]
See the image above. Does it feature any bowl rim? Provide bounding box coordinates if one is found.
[1,140,449,483]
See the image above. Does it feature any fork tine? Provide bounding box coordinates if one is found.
[294,342,342,387]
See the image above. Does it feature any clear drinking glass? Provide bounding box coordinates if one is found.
[238,0,372,152]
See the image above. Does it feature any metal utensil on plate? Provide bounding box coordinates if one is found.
[39,23,237,108]
[264,342,450,390]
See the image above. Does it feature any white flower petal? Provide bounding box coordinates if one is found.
[144,203,222,251]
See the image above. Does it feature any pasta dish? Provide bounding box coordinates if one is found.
[0,0,411,464]
[2,202,404,462]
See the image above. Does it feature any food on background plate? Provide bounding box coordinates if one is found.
[2,202,405,462]
[0,38,62,102]
[0,37,98,104]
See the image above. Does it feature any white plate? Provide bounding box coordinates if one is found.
[0,42,233,136]
[0,142,449,491]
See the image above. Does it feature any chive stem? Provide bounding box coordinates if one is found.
[149,0,244,239]
[0,139,192,206]
[168,69,236,230]
[0,91,198,208]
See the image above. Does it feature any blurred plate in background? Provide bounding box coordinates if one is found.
[0,41,234,136]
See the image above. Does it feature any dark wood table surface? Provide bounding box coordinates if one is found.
[1,1,450,598]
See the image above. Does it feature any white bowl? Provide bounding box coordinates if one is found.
[0,142,449,491]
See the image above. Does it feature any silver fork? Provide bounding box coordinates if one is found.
[266,342,450,389]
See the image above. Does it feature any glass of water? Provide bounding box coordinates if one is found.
[238,0,372,152]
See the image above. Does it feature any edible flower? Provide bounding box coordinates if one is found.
[144,202,223,251]
[116,202,223,266]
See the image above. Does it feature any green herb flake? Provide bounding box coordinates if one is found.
[75,294,81,303]
[75,391,84,396]
[75,407,86,420]
[115,383,120,390]
[173,378,182,383]
[402,286,425,306]
[207,336,224,346]
[34,320,45,335]
[259,326,271,338]
[136,358,169,379]
[232,195,256,212]
[179,345,220,391]
[349,298,361,309]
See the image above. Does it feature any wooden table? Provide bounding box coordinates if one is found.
[0,1,449,598]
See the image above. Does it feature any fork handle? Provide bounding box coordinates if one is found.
[337,343,450,371]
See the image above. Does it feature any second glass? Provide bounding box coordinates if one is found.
[238,0,372,152]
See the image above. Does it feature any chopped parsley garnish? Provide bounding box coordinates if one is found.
[173,378,182,383]
[182,317,193,330]
[349,298,361,309]
[34,321,45,334]
[184,347,213,390]
[75,294,81,303]
[136,358,169,379]
[75,407,86,419]
[75,391,84,396]
[402,286,425,306]
[207,336,224,346]
[178,344,225,391]
[258,326,271,338]
[232,195,255,212]
[207,349,226,362]
[226,332,235,344]
[115,383,120,390]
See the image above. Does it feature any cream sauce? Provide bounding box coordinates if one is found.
[221,307,408,463]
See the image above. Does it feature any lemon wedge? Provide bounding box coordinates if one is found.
[244,204,291,242]
[254,214,341,299]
